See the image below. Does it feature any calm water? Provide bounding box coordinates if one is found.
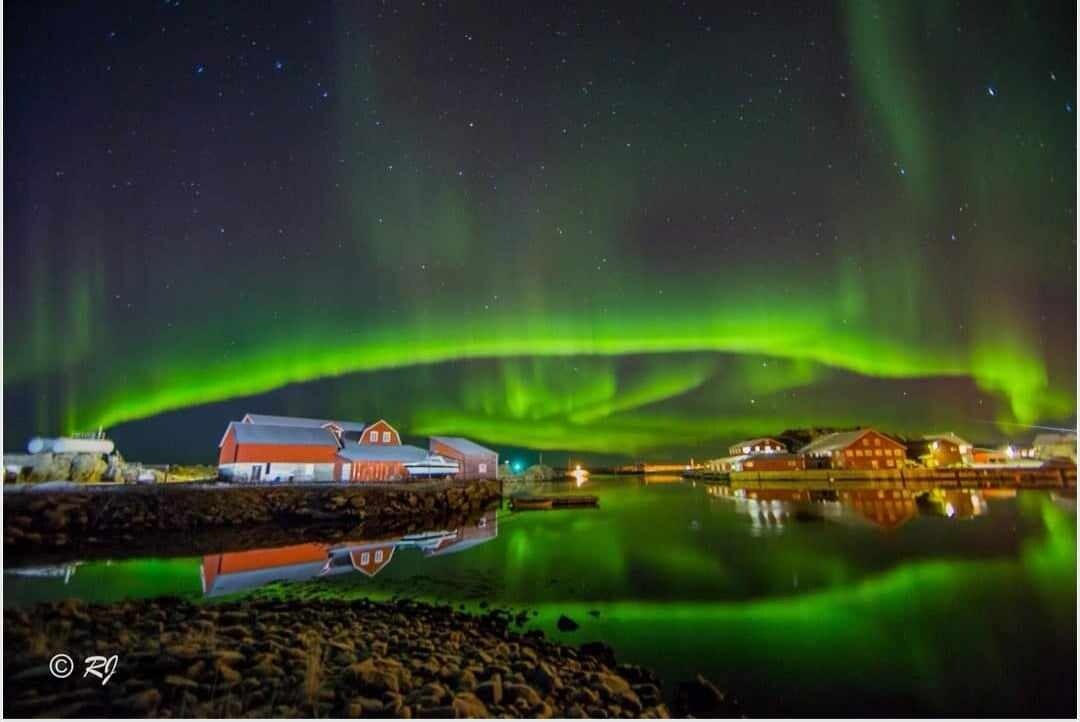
[5,476,1076,716]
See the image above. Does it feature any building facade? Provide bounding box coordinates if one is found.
[799,429,907,470]
[429,436,499,480]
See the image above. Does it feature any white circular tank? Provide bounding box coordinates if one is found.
[28,437,115,455]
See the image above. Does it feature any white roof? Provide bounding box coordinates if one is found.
[221,422,340,448]
[242,413,367,433]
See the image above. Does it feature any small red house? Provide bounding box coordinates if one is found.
[359,419,402,446]
[429,436,499,480]
[799,429,907,470]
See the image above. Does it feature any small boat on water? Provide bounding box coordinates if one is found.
[404,454,460,478]
[510,495,599,511]
[511,496,554,510]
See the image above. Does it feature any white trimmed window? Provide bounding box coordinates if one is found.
[382,431,391,442]
[369,430,378,442]
[361,552,370,565]
[374,550,384,562]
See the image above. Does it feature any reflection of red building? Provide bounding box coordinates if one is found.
[800,429,907,470]
[840,488,918,529]
[200,515,499,596]
[348,543,397,576]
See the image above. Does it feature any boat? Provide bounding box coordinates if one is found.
[510,496,554,511]
[510,494,599,510]
[551,495,598,508]
[403,454,460,478]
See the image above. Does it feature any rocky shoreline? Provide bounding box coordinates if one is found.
[4,597,685,718]
[4,479,502,558]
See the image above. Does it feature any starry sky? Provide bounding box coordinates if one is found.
[4,1,1076,463]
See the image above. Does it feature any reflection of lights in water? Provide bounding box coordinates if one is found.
[945,502,956,517]
[571,464,589,487]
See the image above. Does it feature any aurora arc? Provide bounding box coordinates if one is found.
[3,1,1074,457]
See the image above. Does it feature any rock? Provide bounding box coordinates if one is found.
[579,641,617,667]
[474,674,503,705]
[596,673,642,712]
[70,454,108,483]
[348,695,385,716]
[503,683,542,707]
[121,688,161,713]
[451,691,490,718]
[348,658,401,694]
[526,660,562,693]
[673,674,730,718]
[557,615,579,632]
[164,674,200,689]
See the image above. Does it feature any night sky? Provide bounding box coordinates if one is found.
[5,1,1076,463]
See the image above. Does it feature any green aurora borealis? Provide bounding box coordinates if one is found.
[4,1,1075,461]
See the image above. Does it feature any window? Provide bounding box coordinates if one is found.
[855,450,863,457]
[382,431,391,443]
[846,450,853,457]
[875,449,883,457]
[374,550,383,562]
[360,552,370,565]
[862,438,869,446]
[369,430,378,442]
[874,437,881,447]
[886,459,894,467]
[478,463,487,474]
[265,462,271,473]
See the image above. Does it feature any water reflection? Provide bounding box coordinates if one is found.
[202,511,497,597]
[707,483,995,532]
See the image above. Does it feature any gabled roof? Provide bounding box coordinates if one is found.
[729,437,787,450]
[923,432,972,447]
[242,413,367,433]
[430,436,497,456]
[798,428,902,455]
[1033,432,1077,446]
[221,421,340,448]
[337,444,429,463]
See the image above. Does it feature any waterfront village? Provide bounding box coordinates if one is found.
[3,411,1077,487]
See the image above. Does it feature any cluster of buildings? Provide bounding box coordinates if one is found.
[704,428,1077,474]
[217,413,498,483]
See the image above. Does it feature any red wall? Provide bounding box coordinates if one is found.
[336,460,408,482]
[218,428,337,464]
[833,431,906,470]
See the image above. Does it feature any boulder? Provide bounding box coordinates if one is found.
[70,454,107,483]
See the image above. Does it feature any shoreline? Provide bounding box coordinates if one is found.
[2,596,700,718]
[4,478,502,559]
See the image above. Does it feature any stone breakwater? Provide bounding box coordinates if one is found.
[4,479,501,557]
[4,597,674,718]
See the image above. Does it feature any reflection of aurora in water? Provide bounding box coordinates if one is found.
[4,482,1074,714]
[3,4,1075,457]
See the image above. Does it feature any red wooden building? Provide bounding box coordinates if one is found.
[799,429,907,470]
